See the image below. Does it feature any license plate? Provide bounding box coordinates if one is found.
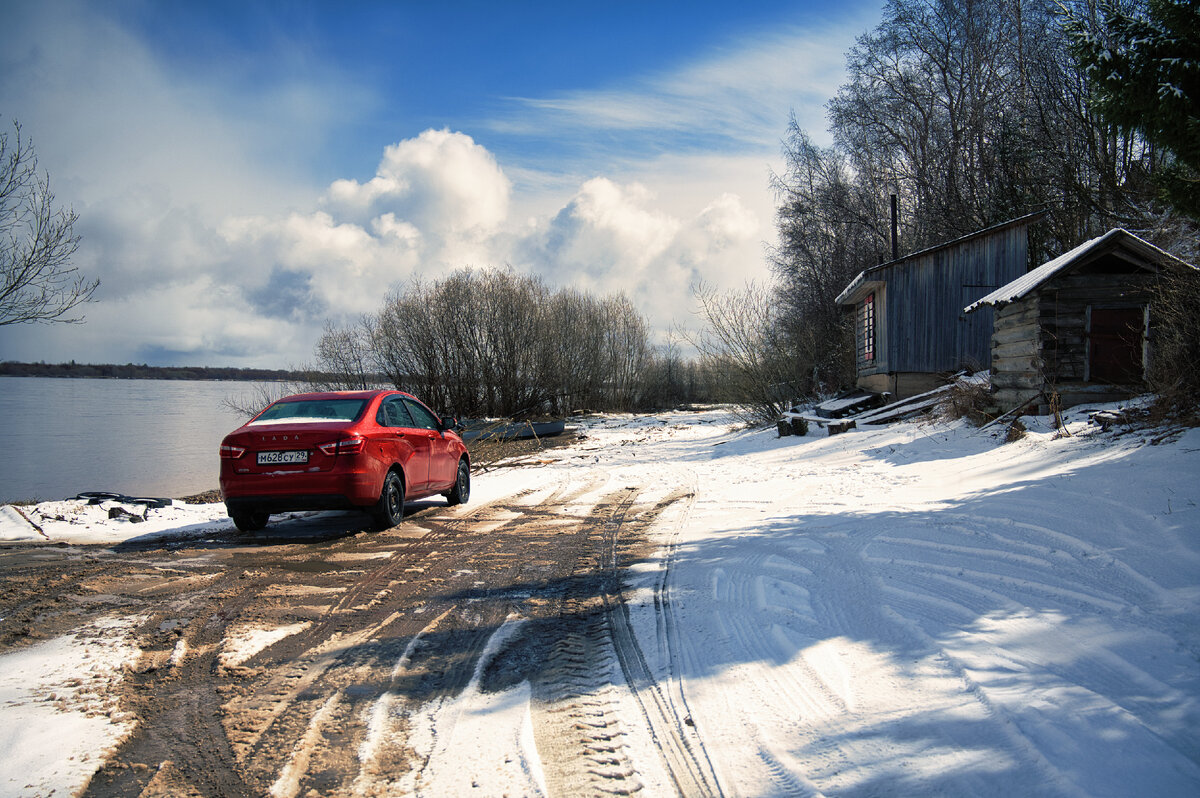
[257,450,309,465]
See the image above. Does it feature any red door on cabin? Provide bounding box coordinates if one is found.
[1089,307,1144,384]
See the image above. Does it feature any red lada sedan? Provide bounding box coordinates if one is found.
[219,389,470,532]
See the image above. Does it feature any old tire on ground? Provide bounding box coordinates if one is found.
[231,509,269,533]
[445,459,471,506]
[372,470,405,529]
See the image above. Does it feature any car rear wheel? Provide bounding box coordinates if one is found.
[231,509,270,533]
[372,470,405,529]
[445,459,471,506]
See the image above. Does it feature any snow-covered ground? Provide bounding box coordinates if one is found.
[2,402,1199,796]
[0,617,141,797]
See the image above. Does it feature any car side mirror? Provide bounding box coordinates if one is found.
[441,415,460,431]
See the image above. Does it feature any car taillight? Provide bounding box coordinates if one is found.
[318,435,365,456]
[220,444,246,459]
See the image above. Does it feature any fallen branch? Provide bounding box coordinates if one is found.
[11,506,50,540]
[980,394,1041,431]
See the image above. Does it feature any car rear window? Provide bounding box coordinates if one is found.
[251,398,367,424]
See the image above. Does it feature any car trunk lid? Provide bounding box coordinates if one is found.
[226,421,356,474]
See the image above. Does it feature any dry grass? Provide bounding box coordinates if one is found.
[1004,418,1027,443]
[937,377,993,426]
[467,428,582,471]
[179,489,223,504]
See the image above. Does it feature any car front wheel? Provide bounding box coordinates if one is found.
[445,459,470,506]
[372,470,405,529]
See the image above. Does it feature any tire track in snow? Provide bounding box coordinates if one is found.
[225,509,498,783]
[351,606,454,796]
[763,525,1078,796]
[202,491,586,794]
[793,484,1200,795]
[604,483,727,798]
[523,482,726,798]
[863,503,1200,751]
[532,487,657,797]
[537,596,645,796]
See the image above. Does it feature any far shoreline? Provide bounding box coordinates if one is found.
[1,361,372,383]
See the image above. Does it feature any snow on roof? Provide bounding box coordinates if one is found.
[963,228,1195,313]
[834,270,872,306]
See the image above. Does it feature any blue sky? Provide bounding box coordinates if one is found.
[0,0,880,367]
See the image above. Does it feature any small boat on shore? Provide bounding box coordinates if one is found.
[461,419,567,442]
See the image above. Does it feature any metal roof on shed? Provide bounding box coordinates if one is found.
[835,210,1046,306]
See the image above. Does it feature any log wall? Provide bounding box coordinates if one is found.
[988,255,1157,411]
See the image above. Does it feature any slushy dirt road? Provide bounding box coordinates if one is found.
[0,472,714,797]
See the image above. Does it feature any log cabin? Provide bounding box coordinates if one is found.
[963,228,1197,412]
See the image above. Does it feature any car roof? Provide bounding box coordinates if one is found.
[275,389,411,403]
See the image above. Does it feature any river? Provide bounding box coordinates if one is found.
[0,377,286,503]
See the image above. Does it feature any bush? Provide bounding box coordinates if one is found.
[312,267,721,418]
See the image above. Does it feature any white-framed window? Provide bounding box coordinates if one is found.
[860,292,876,362]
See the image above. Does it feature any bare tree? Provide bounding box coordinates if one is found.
[0,120,96,325]
[681,281,802,423]
[309,318,378,390]
[770,121,875,395]
[1147,263,1200,417]
[221,381,303,420]
[638,340,710,408]
[600,294,651,408]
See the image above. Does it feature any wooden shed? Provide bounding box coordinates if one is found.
[964,228,1197,412]
[836,212,1043,399]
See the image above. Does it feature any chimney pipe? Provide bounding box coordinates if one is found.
[890,194,899,261]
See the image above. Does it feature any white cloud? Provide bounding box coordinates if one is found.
[0,3,342,219]
[537,178,680,281]
[699,192,761,246]
[0,0,373,365]
[318,129,514,276]
[1,120,772,364]
[222,147,766,351]
[13,276,300,366]
[491,21,857,153]
[371,213,422,245]
[221,209,427,321]
[326,129,510,238]
[513,177,761,337]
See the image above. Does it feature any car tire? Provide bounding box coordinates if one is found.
[445,459,471,506]
[372,470,405,529]
[231,509,269,533]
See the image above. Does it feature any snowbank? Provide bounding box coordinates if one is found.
[0,497,231,545]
